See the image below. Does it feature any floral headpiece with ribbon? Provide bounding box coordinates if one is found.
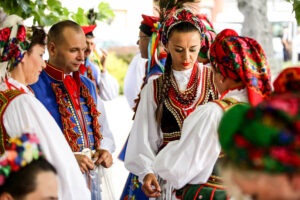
[140,14,165,74]
[161,8,206,47]
[0,133,43,186]
[0,15,34,81]
[147,21,164,74]
[219,93,300,173]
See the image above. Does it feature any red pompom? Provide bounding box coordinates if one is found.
[141,14,159,28]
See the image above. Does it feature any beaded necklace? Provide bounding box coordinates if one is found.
[169,64,200,108]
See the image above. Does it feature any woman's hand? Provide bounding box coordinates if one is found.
[142,173,161,197]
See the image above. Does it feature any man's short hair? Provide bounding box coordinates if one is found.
[47,20,83,45]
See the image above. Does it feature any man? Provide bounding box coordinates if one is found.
[80,25,119,101]
[123,14,166,110]
[29,20,113,198]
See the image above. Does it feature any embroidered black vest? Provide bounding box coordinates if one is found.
[154,66,218,149]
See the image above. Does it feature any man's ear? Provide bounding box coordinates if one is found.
[47,42,56,57]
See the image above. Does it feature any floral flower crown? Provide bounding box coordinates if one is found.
[161,8,206,47]
[0,15,34,80]
[0,133,43,186]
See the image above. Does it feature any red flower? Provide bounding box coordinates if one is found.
[16,26,26,42]
[234,134,251,148]
[0,28,11,42]
[166,18,175,27]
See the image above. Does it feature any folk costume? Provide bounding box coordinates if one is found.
[0,15,90,199]
[120,14,168,200]
[152,29,272,199]
[124,9,218,200]
[81,25,119,101]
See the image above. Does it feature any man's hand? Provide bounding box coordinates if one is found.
[74,154,95,174]
[142,173,161,197]
[99,48,107,73]
[93,149,113,168]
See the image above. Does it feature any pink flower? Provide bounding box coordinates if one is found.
[28,134,40,144]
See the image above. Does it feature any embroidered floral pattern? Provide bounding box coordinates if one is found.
[209,29,272,105]
[162,9,206,47]
[0,25,31,70]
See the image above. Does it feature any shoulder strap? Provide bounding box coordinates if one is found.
[212,98,244,112]
[0,90,25,155]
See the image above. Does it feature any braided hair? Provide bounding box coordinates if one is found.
[155,21,200,123]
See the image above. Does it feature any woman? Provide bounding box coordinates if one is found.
[0,133,58,200]
[0,15,90,199]
[218,86,300,200]
[124,9,217,199]
[150,29,272,199]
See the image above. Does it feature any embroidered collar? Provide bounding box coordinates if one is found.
[44,62,81,84]
[44,62,65,81]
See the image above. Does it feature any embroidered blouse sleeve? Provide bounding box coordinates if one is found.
[124,81,162,183]
[3,94,91,200]
[153,102,223,189]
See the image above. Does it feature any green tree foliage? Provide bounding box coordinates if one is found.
[286,0,300,24]
[0,0,114,26]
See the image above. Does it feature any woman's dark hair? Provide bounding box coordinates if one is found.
[0,157,57,199]
[28,26,46,53]
[156,22,200,122]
